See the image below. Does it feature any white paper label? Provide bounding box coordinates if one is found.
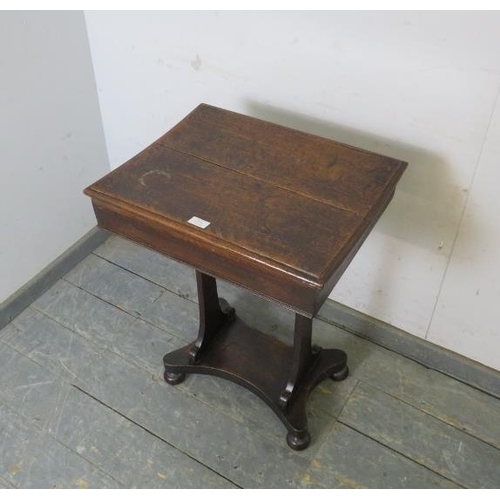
[187,216,211,229]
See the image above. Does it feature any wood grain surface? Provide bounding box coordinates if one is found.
[85,104,407,315]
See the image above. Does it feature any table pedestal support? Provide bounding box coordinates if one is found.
[163,271,348,451]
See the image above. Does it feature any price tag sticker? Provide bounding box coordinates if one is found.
[187,216,211,229]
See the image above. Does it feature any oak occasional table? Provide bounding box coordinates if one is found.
[84,104,407,450]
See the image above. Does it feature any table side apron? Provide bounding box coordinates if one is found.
[90,197,321,317]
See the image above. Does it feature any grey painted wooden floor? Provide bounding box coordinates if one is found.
[1,235,500,489]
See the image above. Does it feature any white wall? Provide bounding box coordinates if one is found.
[85,11,500,371]
[0,11,109,304]
[427,94,500,371]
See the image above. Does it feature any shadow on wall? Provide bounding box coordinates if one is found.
[244,100,466,255]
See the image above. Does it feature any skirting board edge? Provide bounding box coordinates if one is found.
[0,226,110,330]
[318,300,500,400]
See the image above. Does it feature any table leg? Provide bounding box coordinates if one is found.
[188,271,235,363]
[279,314,314,408]
[162,272,348,451]
[164,271,234,385]
[279,313,348,450]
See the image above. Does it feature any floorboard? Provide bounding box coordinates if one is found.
[339,382,500,488]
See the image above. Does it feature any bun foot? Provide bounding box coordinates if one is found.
[330,365,349,382]
[286,430,311,451]
[164,370,186,385]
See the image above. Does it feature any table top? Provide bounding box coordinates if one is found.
[85,104,407,315]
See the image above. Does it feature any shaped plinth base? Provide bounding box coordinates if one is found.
[163,314,348,450]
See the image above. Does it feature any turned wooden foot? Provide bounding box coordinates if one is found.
[286,430,311,451]
[329,364,349,381]
[164,370,186,385]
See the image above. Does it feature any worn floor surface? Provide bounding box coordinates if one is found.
[1,235,500,489]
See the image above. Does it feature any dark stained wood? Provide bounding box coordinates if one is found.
[89,198,321,317]
[86,143,360,281]
[278,314,314,410]
[84,105,406,316]
[163,272,348,451]
[188,271,235,364]
[84,103,407,450]
[163,104,405,218]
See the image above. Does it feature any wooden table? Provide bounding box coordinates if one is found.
[84,104,407,450]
